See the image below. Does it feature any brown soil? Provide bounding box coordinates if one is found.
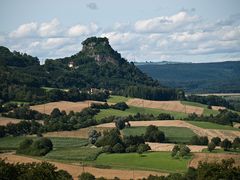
[44,127,113,139]
[0,117,22,125]
[126,98,204,115]
[30,101,106,115]
[0,153,167,180]
[97,120,240,140]
[189,153,240,168]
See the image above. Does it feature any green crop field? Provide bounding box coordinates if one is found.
[187,121,240,131]
[44,146,102,162]
[94,152,190,173]
[122,126,196,143]
[107,95,130,103]
[181,101,219,116]
[0,136,88,150]
[95,105,188,120]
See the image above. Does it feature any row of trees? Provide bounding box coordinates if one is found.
[208,137,240,152]
[89,128,151,154]
[90,102,129,111]
[0,159,73,180]
[186,109,240,126]
[186,95,232,109]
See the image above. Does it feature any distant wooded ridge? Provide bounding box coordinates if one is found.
[137,61,240,93]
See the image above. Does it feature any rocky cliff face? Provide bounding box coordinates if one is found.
[81,37,125,65]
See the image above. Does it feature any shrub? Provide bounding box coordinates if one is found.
[88,129,101,144]
[179,145,191,157]
[171,145,180,157]
[102,145,112,153]
[111,102,129,111]
[157,113,174,120]
[232,137,240,149]
[208,142,216,152]
[144,125,165,143]
[17,137,53,156]
[78,172,95,180]
[114,117,125,130]
[137,143,151,154]
[220,139,232,151]
[125,145,138,153]
[190,136,208,145]
[211,137,221,146]
[112,143,125,153]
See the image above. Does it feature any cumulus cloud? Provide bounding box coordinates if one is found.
[2,12,240,62]
[86,2,98,10]
[9,22,37,38]
[38,18,60,37]
[135,11,199,33]
[68,23,99,37]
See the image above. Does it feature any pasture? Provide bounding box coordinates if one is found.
[0,136,88,150]
[181,101,219,116]
[95,105,188,120]
[95,152,190,173]
[126,98,204,115]
[107,95,130,103]
[122,126,196,143]
[187,121,240,131]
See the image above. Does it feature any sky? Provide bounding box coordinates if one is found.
[0,0,240,63]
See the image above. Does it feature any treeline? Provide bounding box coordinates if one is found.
[0,159,73,180]
[116,85,185,101]
[186,95,232,109]
[185,109,240,125]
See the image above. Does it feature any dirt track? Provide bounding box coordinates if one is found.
[189,153,240,168]
[97,120,240,141]
[126,98,204,115]
[0,153,167,180]
[30,101,106,115]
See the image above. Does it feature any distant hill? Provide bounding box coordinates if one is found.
[137,61,240,93]
[0,37,182,103]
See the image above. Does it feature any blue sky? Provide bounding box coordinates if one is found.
[0,0,240,62]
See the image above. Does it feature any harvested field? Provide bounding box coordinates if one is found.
[30,100,106,115]
[147,143,220,152]
[189,153,240,168]
[127,98,204,115]
[44,127,113,139]
[211,106,226,111]
[97,120,240,140]
[0,153,167,180]
[0,117,21,125]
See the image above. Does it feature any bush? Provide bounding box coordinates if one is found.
[102,145,112,153]
[114,117,125,130]
[171,145,180,157]
[112,143,125,153]
[179,145,191,157]
[232,137,240,149]
[157,113,174,120]
[220,139,232,151]
[78,172,95,180]
[125,145,138,153]
[211,137,221,146]
[88,129,101,144]
[137,144,151,154]
[144,125,165,143]
[208,142,216,152]
[111,102,129,111]
[190,136,208,145]
[17,137,53,156]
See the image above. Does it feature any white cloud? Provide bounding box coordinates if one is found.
[38,18,60,37]
[135,11,198,33]
[2,13,240,62]
[68,23,98,37]
[9,22,37,38]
